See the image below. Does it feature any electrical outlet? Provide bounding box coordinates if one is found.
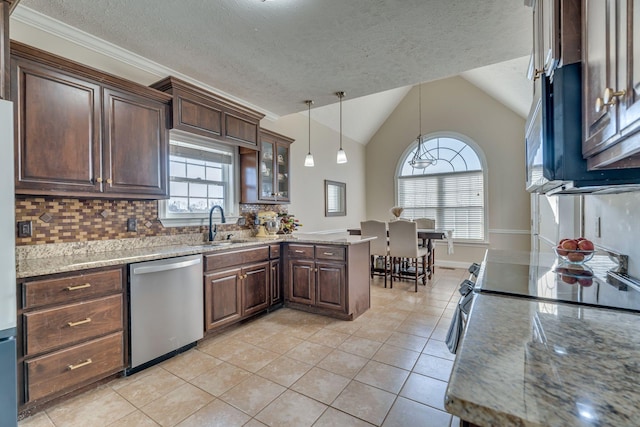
[17,221,32,238]
[127,218,137,232]
[595,216,601,238]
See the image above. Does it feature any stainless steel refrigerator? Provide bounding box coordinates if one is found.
[0,99,17,426]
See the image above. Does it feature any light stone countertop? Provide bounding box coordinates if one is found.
[17,232,374,279]
[445,293,640,426]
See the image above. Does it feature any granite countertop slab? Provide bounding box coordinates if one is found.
[16,233,374,279]
[445,293,640,427]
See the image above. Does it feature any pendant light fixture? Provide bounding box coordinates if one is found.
[409,83,437,168]
[304,100,315,167]
[336,91,348,164]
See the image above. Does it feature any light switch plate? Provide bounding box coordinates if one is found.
[17,221,32,237]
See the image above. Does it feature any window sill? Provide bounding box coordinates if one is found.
[159,216,239,228]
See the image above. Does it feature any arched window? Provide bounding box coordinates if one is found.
[396,134,486,241]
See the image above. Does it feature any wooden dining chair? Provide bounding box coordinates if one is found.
[388,220,429,292]
[361,220,389,287]
[413,218,435,247]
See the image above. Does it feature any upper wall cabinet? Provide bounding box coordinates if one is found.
[583,0,640,169]
[240,129,294,204]
[150,77,265,149]
[527,0,581,83]
[11,42,171,199]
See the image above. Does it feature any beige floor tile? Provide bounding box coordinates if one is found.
[256,355,312,387]
[219,375,285,416]
[313,408,375,427]
[229,325,280,346]
[224,345,280,373]
[430,324,451,341]
[395,320,436,338]
[307,328,350,348]
[253,333,304,354]
[399,373,448,411]
[423,299,449,309]
[46,386,136,427]
[323,319,362,335]
[290,367,350,404]
[331,381,396,426]
[285,341,333,365]
[372,343,420,371]
[141,383,214,426]
[385,331,428,352]
[107,410,160,427]
[338,335,382,358]
[176,399,250,427]
[114,367,185,407]
[352,326,394,343]
[354,360,410,394]
[255,390,327,426]
[189,361,252,396]
[18,412,55,427]
[199,338,256,361]
[160,349,223,381]
[412,354,454,382]
[382,396,452,427]
[243,419,268,427]
[422,339,456,361]
[317,349,369,378]
[109,365,162,391]
[288,324,325,339]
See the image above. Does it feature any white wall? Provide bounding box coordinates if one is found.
[366,77,531,267]
[261,114,366,233]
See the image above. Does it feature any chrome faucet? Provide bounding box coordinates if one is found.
[208,205,226,241]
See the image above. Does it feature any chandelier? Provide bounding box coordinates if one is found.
[409,83,437,168]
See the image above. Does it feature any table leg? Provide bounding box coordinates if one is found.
[427,239,434,280]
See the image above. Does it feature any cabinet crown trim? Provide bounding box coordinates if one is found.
[151,76,265,121]
[10,41,172,103]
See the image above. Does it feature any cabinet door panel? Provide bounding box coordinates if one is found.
[204,269,242,330]
[270,260,282,305]
[177,95,222,137]
[620,1,640,135]
[288,260,315,305]
[225,113,258,147]
[103,88,168,197]
[13,60,101,193]
[242,261,270,317]
[583,0,618,156]
[316,262,346,312]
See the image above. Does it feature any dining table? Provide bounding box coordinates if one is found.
[346,228,449,280]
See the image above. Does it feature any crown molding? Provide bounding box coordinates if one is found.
[10,6,279,121]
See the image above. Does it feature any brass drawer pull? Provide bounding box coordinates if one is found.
[67,283,91,291]
[323,252,334,256]
[67,359,92,371]
[295,250,304,253]
[67,318,92,327]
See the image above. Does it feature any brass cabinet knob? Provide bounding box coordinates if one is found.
[532,68,544,81]
[603,87,626,104]
[106,178,113,185]
[595,97,605,113]
[96,177,103,183]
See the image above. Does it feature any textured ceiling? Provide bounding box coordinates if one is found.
[19,0,532,118]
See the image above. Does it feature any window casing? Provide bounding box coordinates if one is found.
[159,135,238,226]
[396,135,486,241]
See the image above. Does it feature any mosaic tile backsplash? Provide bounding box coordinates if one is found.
[15,197,288,246]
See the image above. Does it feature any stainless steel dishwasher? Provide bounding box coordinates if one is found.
[128,254,203,374]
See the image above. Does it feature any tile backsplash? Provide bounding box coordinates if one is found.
[15,197,287,246]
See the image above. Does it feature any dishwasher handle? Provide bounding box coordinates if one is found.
[132,257,201,275]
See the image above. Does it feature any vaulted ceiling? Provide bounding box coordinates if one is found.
[15,0,533,143]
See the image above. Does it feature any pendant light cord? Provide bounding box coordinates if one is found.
[307,100,312,154]
[418,83,422,139]
[339,93,343,150]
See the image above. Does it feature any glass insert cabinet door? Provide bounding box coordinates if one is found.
[276,145,289,199]
[260,140,275,199]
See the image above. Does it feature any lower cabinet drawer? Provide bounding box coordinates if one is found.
[316,245,346,262]
[24,294,123,356]
[25,332,124,402]
[287,244,314,258]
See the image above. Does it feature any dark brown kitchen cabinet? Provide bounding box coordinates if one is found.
[10,41,170,199]
[583,0,640,168]
[240,129,294,204]
[150,76,265,148]
[284,243,361,319]
[17,266,126,409]
[203,245,274,334]
[204,267,243,330]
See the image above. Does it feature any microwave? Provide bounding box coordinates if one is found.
[525,63,640,195]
